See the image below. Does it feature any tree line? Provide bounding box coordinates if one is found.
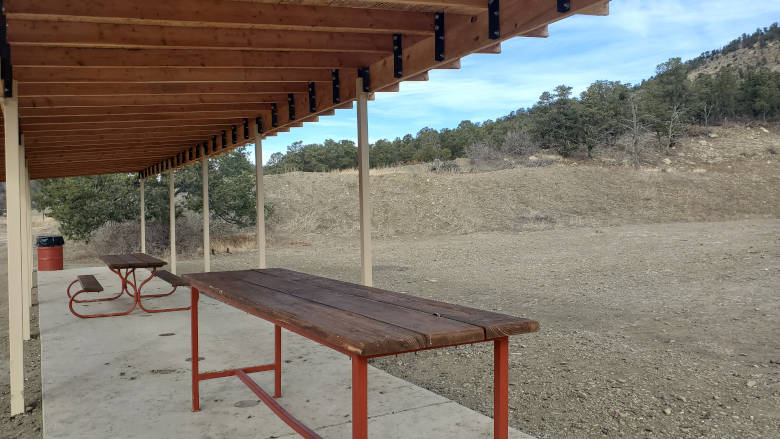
[33,148,269,241]
[266,23,780,173]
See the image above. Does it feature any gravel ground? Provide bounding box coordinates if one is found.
[177,218,776,439]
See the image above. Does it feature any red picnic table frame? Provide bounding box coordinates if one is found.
[66,253,189,318]
[183,268,539,439]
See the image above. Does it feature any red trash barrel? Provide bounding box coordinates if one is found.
[36,235,65,271]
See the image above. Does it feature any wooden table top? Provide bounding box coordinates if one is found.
[183,268,539,357]
[99,253,167,270]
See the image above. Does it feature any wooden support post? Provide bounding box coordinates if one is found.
[3,86,26,415]
[140,178,146,253]
[201,155,210,272]
[20,142,30,341]
[169,169,177,274]
[253,121,266,269]
[356,77,372,287]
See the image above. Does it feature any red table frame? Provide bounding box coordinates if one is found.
[189,287,510,439]
[67,267,189,318]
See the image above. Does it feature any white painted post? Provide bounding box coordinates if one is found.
[19,144,30,341]
[25,158,33,298]
[3,86,26,415]
[356,77,373,287]
[169,169,177,274]
[253,121,266,269]
[140,178,146,253]
[201,155,210,272]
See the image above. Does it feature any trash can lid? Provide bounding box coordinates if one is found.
[36,235,65,247]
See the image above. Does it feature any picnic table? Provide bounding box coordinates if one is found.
[66,253,189,318]
[183,268,539,439]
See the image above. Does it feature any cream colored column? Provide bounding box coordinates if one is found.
[253,121,266,269]
[19,143,30,341]
[356,77,372,287]
[169,170,177,274]
[25,158,33,301]
[201,155,210,272]
[3,86,25,415]
[140,178,146,253]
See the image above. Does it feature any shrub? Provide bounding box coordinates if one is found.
[428,159,460,173]
[466,142,503,162]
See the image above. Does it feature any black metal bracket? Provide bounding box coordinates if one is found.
[332,69,340,104]
[393,34,403,78]
[188,147,193,161]
[221,130,227,149]
[557,0,570,13]
[0,4,12,98]
[434,12,445,62]
[256,117,263,135]
[196,144,201,159]
[212,135,217,153]
[231,125,237,144]
[176,154,180,167]
[288,94,295,120]
[242,118,249,139]
[357,67,370,92]
[271,104,279,127]
[488,0,500,40]
[308,82,316,112]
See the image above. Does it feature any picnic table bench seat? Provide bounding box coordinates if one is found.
[77,275,103,292]
[155,270,189,287]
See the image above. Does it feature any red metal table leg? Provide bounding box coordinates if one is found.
[191,287,200,412]
[352,355,368,439]
[275,325,282,398]
[494,337,509,439]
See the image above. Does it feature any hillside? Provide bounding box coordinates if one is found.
[262,123,780,241]
[689,40,780,79]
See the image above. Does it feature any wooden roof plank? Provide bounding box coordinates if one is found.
[21,103,273,117]
[5,0,436,35]
[14,67,335,83]
[13,47,385,69]
[7,19,411,53]
[17,82,309,97]
[20,94,288,108]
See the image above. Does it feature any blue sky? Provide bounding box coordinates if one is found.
[252,0,780,164]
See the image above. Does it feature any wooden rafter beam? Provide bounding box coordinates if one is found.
[4,0,436,35]
[7,20,428,53]
[22,119,245,132]
[25,139,212,148]
[14,67,335,83]
[24,132,222,143]
[20,94,287,108]
[20,103,273,117]
[23,125,232,136]
[17,82,309,97]
[13,47,385,69]
[22,111,273,125]
[578,1,609,16]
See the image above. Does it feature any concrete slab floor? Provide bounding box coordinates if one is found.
[39,267,534,439]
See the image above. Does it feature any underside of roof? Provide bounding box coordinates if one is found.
[0,0,610,181]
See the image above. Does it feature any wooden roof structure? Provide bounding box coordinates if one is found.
[0,0,609,180]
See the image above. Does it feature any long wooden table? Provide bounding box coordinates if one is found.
[183,268,539,439]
